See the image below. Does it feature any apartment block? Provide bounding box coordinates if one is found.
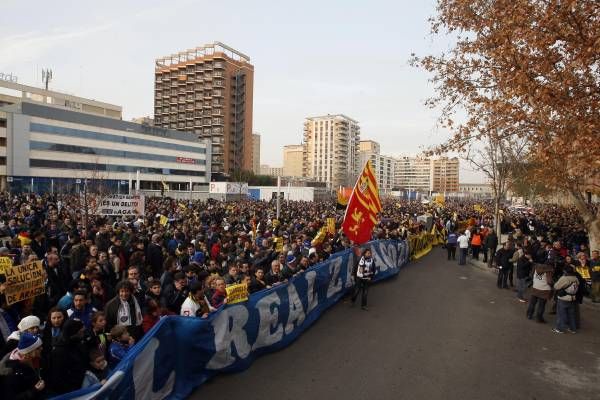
[303,114,360,188]
[252,133,260,175]
[394,156,459,193]
[283,144,303,177]
[154,42,254,178]
[358,140,394,192]
[431,157,459,193]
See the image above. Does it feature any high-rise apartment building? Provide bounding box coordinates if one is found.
[394,156,459,193]
[252,133,261,175]
[283,144,303,177]
[358,140,395,192]
[154,42,254,178]
[431,157,459,192]
[303,115,360,188]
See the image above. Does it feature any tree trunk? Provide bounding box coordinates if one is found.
[570,190,600,251]
[494,195,501,240]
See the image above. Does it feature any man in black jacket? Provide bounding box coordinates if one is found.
[47,319,87,395]
[43,252,67,308]
[516,251,534,302]
[146,234,164,279]
[484,230,498,268]
[495,242,515,289]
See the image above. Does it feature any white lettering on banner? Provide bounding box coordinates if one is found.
[326,257,343,298]
[206,306,250,369]
[132,338,175,400]
[304,271,319,314]
[252,292,283,350]
[284,283,306,335]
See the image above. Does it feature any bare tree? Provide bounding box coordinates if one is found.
[463,135,527,238]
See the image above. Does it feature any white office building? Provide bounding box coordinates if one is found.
[1,101,211,193]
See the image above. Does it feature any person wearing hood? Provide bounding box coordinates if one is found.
[47,319,87,395]
[0,315,41,359]
[0,332,45,399]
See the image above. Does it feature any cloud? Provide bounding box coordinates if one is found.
[0,22,114,68]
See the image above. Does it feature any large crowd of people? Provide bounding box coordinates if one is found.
[0,192,596,398]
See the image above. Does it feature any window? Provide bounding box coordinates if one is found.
[30,123,206,154]
[30,159,206,176]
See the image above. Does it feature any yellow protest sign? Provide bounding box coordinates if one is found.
[4,260,45,305]
[474,204,484,213]
[275,237,284,253]
[159,215,168,226]
[0,256,12,275]
[326,218,336,234]
[226,283,249,304]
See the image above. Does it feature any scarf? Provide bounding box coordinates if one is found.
[117,297,142,326]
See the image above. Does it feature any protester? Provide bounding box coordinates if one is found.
[446,230,457,260]
[552,266,579,334]
[527,263,554,323]
[81,348,109,388]
[108,325,135,369]
[515,250,533,302]
[104,281,143,341]
[351,248,376,310]
[457,231,469,265]
[0,332,45,400]
[47,319,87,395]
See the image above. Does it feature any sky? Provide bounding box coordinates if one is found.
[0,0,484,182]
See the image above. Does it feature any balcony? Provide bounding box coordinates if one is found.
[212,145,224,154]
[169,97,178,105]
[212,108,223,116]
[214,62,224,69]
[213,80,225,88]
[212,90,223,97]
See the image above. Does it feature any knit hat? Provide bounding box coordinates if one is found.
[18,316,41,332]
[286,255,297,265]
[18,332,42,355]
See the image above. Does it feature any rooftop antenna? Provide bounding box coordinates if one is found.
[42,68,53,90]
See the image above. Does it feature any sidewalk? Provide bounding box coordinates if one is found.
[466,256,600,310]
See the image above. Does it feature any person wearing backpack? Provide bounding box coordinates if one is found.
[526,263,553,323]
[551,266,579,334]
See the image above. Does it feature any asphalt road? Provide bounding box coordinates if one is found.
[191,248,600,400]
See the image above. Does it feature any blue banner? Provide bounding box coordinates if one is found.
[54,239,409,400]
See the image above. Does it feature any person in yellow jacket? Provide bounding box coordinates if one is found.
[590,250,600,303]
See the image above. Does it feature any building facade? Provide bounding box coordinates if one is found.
[260,164,283,177]
[459,183,493,198]
[359,140,380,155]
[303,114,360,189]
[431,157,459,193]
[1,101,210,193]
[252,133,260,175]
[0,79,122,119]
[153,42,254,178]
[283,144,303,177]
[394,157,432,192]
[393,156,459,193]
[358,140,394,192]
